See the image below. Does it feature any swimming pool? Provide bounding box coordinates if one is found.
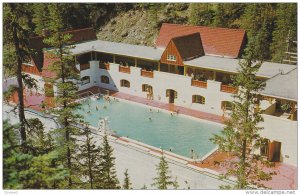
[77,97,222,159]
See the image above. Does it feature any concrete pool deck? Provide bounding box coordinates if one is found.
[6,86,297,189]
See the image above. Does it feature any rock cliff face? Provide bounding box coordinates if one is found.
[97,9,159,47]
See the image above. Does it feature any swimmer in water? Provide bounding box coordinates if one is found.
[87,111,91,114]
[103,105,107,109]
[96,105,99,111]
[149,117,152,121]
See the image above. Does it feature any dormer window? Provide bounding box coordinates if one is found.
[167,54,176,62]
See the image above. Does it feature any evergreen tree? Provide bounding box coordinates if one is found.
[253,23,270,61]
[25,118,55,155]
[122,169,132,189]
[3,3,33,146]
[188,3,215,26]
[43,3,83,188]
[211,38,275,189]
[32,3,50,35]
[240,3,276,60]
[213,3,246,28]
[78,127,101,189]
[98,134,120,189]
[151,154,178,189]
[148,3,161,28]
[270,3,297,63]
[3,120,68,189]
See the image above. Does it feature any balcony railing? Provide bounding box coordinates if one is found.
[221,84,237,94]
[119,66,130,74]
[80,63,90,71]
[99,63,110,70]
[191,80,207,88]
[141,70,154,78]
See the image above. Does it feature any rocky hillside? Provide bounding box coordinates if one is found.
[96,4,190,47]
[97,9,159,46]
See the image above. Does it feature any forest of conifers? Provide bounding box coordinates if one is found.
[4,3,298,63]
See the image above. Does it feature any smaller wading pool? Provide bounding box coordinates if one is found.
[76,96,222,159]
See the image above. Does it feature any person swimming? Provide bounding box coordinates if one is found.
[96,105,99,111]
[103,105,107,109]
[149,117,152,121]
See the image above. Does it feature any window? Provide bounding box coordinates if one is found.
[192,95,205,104]
[120,79,130,88]
[81,76,90,85]
[80,64,90,71]
[101,75,109,84]
[167,54,176,62]
[260,138,270,157]
[222,101,234,111]
[142,84,152,92]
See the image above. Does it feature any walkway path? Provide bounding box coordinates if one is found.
[111,91,224,124]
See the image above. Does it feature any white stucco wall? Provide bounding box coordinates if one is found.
[3,77,18,92]
[259,114,297,166]
[32,60,297,166]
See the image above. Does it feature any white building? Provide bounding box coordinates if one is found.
[20,24,297,166]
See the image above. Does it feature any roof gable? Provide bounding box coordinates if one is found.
[28,28,97,70]
[160,40,184,66]
[156,23,246,58]
[172,33,204,61]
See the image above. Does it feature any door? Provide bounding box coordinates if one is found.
[169,90,175,103]
[268,141,281,162]
[166,89,177,103]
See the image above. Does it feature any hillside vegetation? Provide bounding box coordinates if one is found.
[4,3,298,62]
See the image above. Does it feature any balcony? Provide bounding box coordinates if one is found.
[99,62,110,70]
[191,80,207,88]
[221,84,237,94]
[80,63,90,71]
[141,70,154,78]
[119,66,130,74]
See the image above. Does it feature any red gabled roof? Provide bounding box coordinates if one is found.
[28,28,97,70]
[156,23,246,59]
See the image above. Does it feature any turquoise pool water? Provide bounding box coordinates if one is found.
[77,97,222,159]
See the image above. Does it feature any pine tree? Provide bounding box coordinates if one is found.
[3,3,32,146]
[25,118,55,155]
[211,38,275,189]
[270,3,297,63]
[32,3,50,35]
[43,3,83,188]
[98,134,120,189]
[122,169,132,189]
[213,3,246,28]
[188,3,215,26]
[3,120,68,189]
[151,154,178,189]
[78,127,101,189]
[239,3,276,61]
